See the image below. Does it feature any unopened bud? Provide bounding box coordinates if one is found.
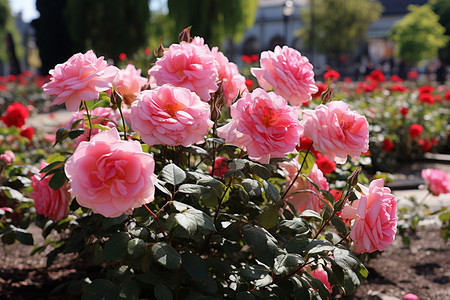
[154,37,165,58]
[347,167,361,187]
[321,86,333,104]
[178,26,192,43]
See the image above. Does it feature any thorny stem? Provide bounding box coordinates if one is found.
[143,204,169,244]
[82,101,92,141]
[281,142,313,199]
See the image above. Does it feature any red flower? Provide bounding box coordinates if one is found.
[391,84,406,92]
[144,48,151,55]
[0,84,6,91]
[409,124,423,138]
[418,93,435,104]
[20,126,34,140]
[445,91,450,101]
[210,156,229,177]
[312,83,327,98]
[245,79,254,90]
[382,138,395,153]
[315,152,336,174]
[119,53,127,61]
[400,107,409,117]
[7,74,16,82]
[250,54,258,63]
[418,85,434,94]
[369,69,386,82]
[389,75,402,82]
[323,69,340,81]
[417,138,432,152]
[241,55,252,64]
[344,77,352,83]
[0,102,29,128]
[407,71,418,79]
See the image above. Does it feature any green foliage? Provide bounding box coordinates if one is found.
[298,0,382,60]
[430,0,450,61]
[390,4,449,64]
[0,0,23,63]
[64,0,150,61]
[167,0,258,46]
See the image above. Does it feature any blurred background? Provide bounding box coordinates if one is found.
[1,0,450,82]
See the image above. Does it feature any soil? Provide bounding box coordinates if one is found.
[1,224,449,299]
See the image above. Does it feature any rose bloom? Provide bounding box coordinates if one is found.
[382,138,395,153]
[323,69,340,81]
[130,84,213,147]
[43,50,118,111]
[421,168,450,196]
[391,83,406,93]
[0,150,15,163]
[31,162,71,221]
[368,70,386,82]
[311,265,333,293]
[418,93,435,104]
[0,102,29,128]
[408,124,423,138]
[445,91,450,101]
[245,79,254,90]
[251,46,318,106]
[211,47,246,106]
[148,39,218,100]
[302,101,369,164]
[389,75,402,82]
[341,178,397,253]
[418,85,434,94]
[113,64,148,105]
[407,71,418,79]
[400,107,409,117]
[209,156,229,178]
[280,161,329,214]
[66,107,118,145]
[20,126,34,140]
[315,152,336,174]
[217,88,304,163]
[417,138,432,152]
[65,128,156,218]
[312,83,327,99]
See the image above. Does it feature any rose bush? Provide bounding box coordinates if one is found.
[1,29,403,299]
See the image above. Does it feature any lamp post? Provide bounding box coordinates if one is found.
[282,0,295,46]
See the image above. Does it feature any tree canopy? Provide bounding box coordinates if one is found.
[430,0,450,62]
[167,0,258,47]
[64,0,151,62]
[0,0,23,73]
[297,0,382,61]
[389,4,449,64]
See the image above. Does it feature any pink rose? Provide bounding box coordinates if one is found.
[421,168,450,196]
[280,161,329,214]
[0,150,15,163]
[211,47,246,106]
[251,46,318,106]
[64,128,156,218]
[31,162,71,220]
[310,265,333,293]
[341,178,397,253]
[148,40,218,100]
[403,293,419,300]
[302,101,369,164]
[113,64,148,105]
[66,107,118,145]
[43,50,118,111]
[217,88,303,163]
[130,84,213,147]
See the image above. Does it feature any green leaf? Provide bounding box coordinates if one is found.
[249,162,271,180]
[182,252,208,281]
[197,177,225,197]
[118,280,140,300]
[0,187,27,202]
[263,180,281,202]
[82,279,118,300]
[68,128,85,139]
[274,253,305,275]
[168,202,215,236]
[178,184,208,195]
[239,264,269,280]
[242,224,278,266]
[103,232,129,261]
[439,212,450,222]
[331,215,347,236]
[46,153,66,164]
[40,160,65,174]
[152,242,182,270]
[333,247,361,271]
[300,210,323,220]
[241,179,262,197]
[236,292,256,300]
[259,208,280,229]
[54,128,69,145]
[127,238,146,257]
[305,240,334,254]
[102,214,128,229]
[298,150,316,175]
[160,163,186,186]
[154,283,173,300]
[280,218,310,235]
[15,229,33,245]
[182,145,211,157]
[48,171,68,191]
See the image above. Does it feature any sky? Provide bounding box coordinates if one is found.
[9,0,168,23]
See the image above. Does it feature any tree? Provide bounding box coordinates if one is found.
[389,4,449,64]
[167,0,258,47]
[298,0,382,62]
[32,0,77,75]
[64,0,150,62]
[0,0,23,74]
[430,0,450,62]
